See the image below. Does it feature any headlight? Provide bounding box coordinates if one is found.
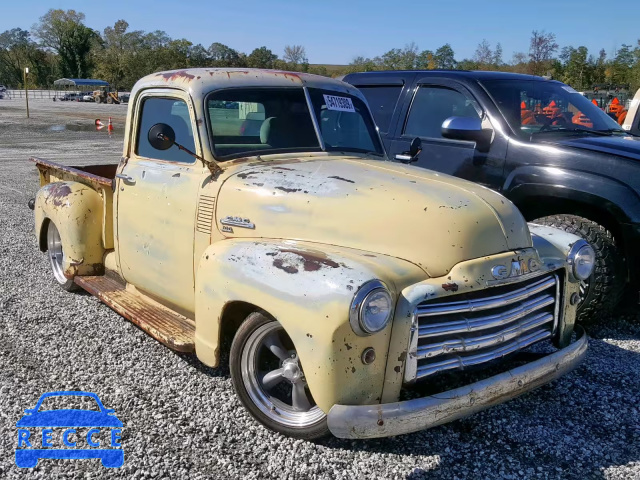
[350,280,393,336]
[568,240,595,281]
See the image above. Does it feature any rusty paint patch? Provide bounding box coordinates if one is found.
[237,171,260,179]
[275,186,301,193]
[271,166,295,171]
[156,70,196,81]
[279,249,340,271]
[442,282,459,292]
[273,258,299,274]
[47,183,72,207]
[328,175,355,184]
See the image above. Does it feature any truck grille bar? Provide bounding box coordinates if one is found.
[405,273,560,382]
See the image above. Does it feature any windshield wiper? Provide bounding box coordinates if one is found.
[595,128,638,137]
[531,127,614,137]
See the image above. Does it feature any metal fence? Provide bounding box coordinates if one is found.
[4,89,71,99]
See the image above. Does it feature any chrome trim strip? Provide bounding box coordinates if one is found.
[415,311,553,360]
[220,216,255,229]
[552,273,560,334]
[415,275,556,317]
[415,328,552,379]
[328,327,587,439]
[417,294,554,338]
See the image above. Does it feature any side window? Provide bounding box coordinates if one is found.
[136,97,196,163]
[404,86,480,139]
[356,85,403,133]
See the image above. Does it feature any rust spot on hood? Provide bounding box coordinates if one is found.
[442,282,459,292]
[156,70,196,81]
[328,175,355,184]
[271,248,341,274]
[275,186,301,193]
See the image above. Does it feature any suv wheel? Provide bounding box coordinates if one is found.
[531,215,624,322]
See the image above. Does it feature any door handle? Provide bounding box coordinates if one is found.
[116,173,136,185]
[395,154,413,163]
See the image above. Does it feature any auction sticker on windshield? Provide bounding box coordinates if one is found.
[323,95,355,112]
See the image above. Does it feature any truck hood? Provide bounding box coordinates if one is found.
[548,135,640,161]
[216,156,532,277]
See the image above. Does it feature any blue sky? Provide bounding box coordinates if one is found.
[3,0,639,65]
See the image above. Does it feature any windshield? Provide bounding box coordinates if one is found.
[481,79,623,139]
[206,87,383,159]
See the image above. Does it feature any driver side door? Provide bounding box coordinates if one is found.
[116,90,206,315]
[388,78,507,189]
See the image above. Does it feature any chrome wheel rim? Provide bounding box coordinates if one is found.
[47,222,67,285]
[241,322,325,428]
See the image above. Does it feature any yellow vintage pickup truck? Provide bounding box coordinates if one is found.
[30,68,592,440]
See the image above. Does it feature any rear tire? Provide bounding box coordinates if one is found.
[230,312,329,440]
[531,215,624,322]
[46,221,78,291]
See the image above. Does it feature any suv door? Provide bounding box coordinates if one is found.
[388,77,507,189]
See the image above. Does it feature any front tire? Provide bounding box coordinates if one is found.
[531,215,624,321]
[46,221,78,291]
[230,312,329,440]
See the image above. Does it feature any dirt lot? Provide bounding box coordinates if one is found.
[0,98,639,479]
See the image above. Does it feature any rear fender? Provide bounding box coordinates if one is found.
[194,239,426,412]
[35,181,105,278]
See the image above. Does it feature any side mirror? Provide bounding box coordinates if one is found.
[395,137,423,164]
[441,116,492,150]
[148,123,176,151]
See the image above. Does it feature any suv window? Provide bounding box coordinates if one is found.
[136,97,196,163]
[404,86,481,139]
[356,85,402,133]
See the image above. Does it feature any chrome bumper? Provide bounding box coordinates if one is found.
[327,327,587,439]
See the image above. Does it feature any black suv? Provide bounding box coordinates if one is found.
[343,70,640,320]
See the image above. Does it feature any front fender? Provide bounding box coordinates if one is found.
[35,182,105,277]
[194,239,426,412]
[504,165,640,224]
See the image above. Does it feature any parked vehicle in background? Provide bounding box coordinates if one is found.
[29,68,589,440]
[344,70,640,320]
[82,94,94,102]
[93,86,121,104]
[623,88,640,136]
[59,92,82,102]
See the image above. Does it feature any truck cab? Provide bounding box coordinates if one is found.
[31,68,590,440]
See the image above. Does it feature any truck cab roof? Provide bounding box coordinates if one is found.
[133,68,364,99]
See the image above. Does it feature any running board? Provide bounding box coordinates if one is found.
[74,275,195,352]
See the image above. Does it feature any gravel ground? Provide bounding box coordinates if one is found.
[0,98,639,479]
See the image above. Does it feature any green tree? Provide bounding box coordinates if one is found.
[247,46,277,69]
[560,46,590,89]
[0,28,55,87]
[416,50,435,69]
[434,44,456,69]
[208,42,243,67]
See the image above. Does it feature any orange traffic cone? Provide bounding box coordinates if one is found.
[108,117,113,133]
[95,118,104,126]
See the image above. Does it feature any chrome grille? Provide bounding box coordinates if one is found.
[405,273,560,382]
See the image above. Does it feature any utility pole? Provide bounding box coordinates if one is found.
[24,67,30,118]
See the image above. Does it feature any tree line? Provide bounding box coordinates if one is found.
[347,32,640,91]
[1,10,639,92]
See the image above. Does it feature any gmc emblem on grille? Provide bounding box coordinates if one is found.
[491,259,539,280]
